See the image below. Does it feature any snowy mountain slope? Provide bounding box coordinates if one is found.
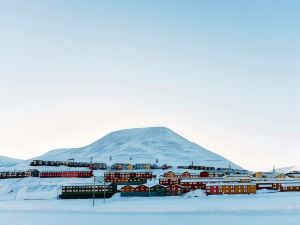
[274,166,300,174]
[34,127,243,169]
[0,155,23,167]
[0,177,94,200]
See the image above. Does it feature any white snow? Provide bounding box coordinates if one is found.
[0,155,23,167]
[274,166,300,174]
[31,127,243,169]
[1,192,300,225]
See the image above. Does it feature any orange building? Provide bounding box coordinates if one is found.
[280,183,300,192]
[206,183,256,195]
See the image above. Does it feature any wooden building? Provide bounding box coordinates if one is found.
[121,184,186,197]
[105,177,147,185]
[40,170,92,178]
[206,183,256,195]
[111,163,134,170]
[30,160,106,170]
[280,183,300,192]
[272,182,282,190]
[190,165,215,171]
[121,184,168,197]
[0,169,39,179]
[120,185,136,197]
[163,171,223,179]
[121,185,150,197]
[89,163,107,170]
[159,177,181,186]
[163,171,176,178]
[150,184,167,196]
[60,183,117,199]
[104,172,153,181]
[179,180,206,191]
[133,184,150,196]
[166,184,186,196]
[253,172,264,178]
[135,164,152,170]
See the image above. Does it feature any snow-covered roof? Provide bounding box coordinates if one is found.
[281,183,300,187]
[180,178,227,183]
[206,182,255,187]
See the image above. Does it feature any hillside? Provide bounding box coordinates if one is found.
[35,127,243,169]
[0,155,23,167]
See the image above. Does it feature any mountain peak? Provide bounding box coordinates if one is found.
[36,127,243,169]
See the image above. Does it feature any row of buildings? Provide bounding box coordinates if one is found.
[0,169,93,179]
[30,160,172,170]
[120,182,257,197]
[30,160,107,170]
[0,169,40,179]
[120,184,186,197]
[163,171,224,178]
[58,180,300,199]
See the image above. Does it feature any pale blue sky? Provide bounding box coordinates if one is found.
[0,0,299,171]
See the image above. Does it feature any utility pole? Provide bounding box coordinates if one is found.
[90,157,94,170]
[57,186,61,200]
[103,177,106,204]
[93,175,95,207]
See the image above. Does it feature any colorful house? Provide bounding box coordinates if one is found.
[120,185,136,197]
[166,184,186,196]
[180,180,206,191]
[206,183,256,195]
[159,177,181,186]
[281,183,300,192]
[135,164,152,170]
[150,184,167,196]
[111,163,134,170]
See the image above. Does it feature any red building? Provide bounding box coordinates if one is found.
[163,171,223,179]
[179,180,206,191]
[134,184,150,193]
[104,172,153,181]
[40,170,93,178]
[159,177,181,186]
[166,184,186,196]
[206,184,222,195]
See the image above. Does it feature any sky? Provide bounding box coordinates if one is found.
[0,0,299,171]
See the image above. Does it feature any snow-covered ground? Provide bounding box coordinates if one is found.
[0,155,23,167]
[1,192,300,225]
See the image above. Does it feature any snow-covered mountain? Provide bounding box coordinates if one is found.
[35,127,243,169]
[274,166,300,174]
[0,155,23,167]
